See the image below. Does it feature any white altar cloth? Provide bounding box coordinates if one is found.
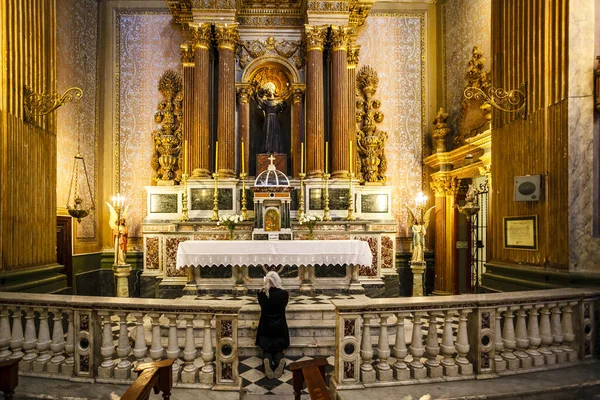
[176,240,373,268]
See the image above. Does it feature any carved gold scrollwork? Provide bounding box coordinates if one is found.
[430,175,458,197]
[432,108,450,154]
[349,0,375,26]
[190,22,212,50]
[214,23,239,51]
[238,37,304,70]
[180,44,195,65]
[304,25,328,51]
[151,70,184,184]
[347,45,360,67]
[356,65,387,184]
[330,26,353,52]
[463,84,527,120]
[250,66,292,99]
[23,86,83,124]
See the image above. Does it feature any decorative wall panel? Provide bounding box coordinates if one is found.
[356,15,425,235]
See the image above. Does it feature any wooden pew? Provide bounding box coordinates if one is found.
[121,359,175,400]
[0,358,20,400]
[289,358,331,400]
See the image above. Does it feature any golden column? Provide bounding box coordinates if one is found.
[191,23,212,178]
[347,44,360,176]
[304,25,327,178]
[215,23,239,178]
[431,174,459,295]
[180,43,195,173]
[236,84,251,175]
[330,26,352,179]
[291,85,305,178]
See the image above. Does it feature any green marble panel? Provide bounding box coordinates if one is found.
[361,193,389,213]
[150,194,178,213]
[191,188,233,210]
[309,188,349,210]
[309,188,323,210]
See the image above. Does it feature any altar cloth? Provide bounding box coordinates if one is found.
[176,240,373,268]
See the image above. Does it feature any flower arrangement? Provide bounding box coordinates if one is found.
[217,214,244,239]
[298,214,323,239]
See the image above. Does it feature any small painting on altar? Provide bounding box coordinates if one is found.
[150,194,178,213]
[361,194,389,213]
[191,188,233,210]
[309,188,349,210]
[264,209,280,231]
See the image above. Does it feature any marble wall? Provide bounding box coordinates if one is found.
[56,0,100,247]
[443,0,491,139]
[357,14,425,235]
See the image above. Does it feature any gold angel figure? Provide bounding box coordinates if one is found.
[106,202,130,266]
[405,205,435,263]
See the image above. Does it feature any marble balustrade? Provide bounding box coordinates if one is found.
[0,292,242,390]
[330,288,598,391]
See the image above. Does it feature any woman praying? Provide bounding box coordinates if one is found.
[256,271,290,379]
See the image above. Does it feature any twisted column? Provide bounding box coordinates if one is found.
[305,25,327,178]
[191,23,212,177]
[330,26,351,179]
[237,84,250,176]
[215,23,239,178]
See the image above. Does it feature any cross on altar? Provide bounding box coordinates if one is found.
[268,154,276,164]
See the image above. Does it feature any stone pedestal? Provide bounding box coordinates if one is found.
[375,367,392,381]
[46,361,62,374]
[32,359,49,373]
[98,365,115,378]
[360,368,376,383]
[410,261,426,296]
[409,365,427,379]
[199,370,214,384]
[442,363,459,376]
[393,365,410,381]
[427,364,443,378]
[61,363,74,376]
[458,363,473,375]
[181,368,198,383]
[114,264,132,298]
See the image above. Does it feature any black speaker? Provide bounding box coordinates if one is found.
[514,175,542,201]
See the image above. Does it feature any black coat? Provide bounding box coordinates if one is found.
[256,287,290,353]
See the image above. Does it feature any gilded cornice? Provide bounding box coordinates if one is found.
[180,44,195,65]
[193,0,235,9]
[349,0,374,26]
[330,25,353,52]
[166,0,193,24]
[214,23,239,51]
[190,23,212,49]
[307,1,349,12]
[236,84,251,103]
[292,84,306,103]
[238,37,304,71]
[304,25,328,51]
[430,174,458,197]
[424,128,490,171]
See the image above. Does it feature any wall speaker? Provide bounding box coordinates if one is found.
[514,175,542,201]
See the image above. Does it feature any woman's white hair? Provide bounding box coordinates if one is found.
[262,271,284,297]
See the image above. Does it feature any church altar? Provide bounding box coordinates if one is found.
[177,239,372,294]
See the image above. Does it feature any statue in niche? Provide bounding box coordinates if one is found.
[256,82,286,153]
[405,204,435,263]
[106,202,130,266]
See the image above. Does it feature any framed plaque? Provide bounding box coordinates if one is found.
[503,215,538,250]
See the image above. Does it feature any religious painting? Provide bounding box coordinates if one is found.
[264,208,280,231]
[191,188,233,210]
[503,215,538,250]
[361,194,389,213]
[150,194,178,214]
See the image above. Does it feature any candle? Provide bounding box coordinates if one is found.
[325,141,329,173]
[300,142,304,173]
[349,139,353,174]
[241,141,245,174]
[215,141,219,172]
[184,139,188,175]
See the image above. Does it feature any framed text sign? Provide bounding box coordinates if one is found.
[503,215,538,250]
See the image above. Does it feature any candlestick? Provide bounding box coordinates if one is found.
[241,141,245,175]
[349,139,353,174]
[184,140,188,175]
[346,172,356,221]
[323,173,331,221]
[240,172,248,220]
[211,172,220,221]
[297,172,306,220]
[300,142,304,174]
[180,173,190,222]
[325,141,329,174]
[215,141,219,172]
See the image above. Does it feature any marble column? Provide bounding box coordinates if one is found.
[191,23,212,178]
[431,174,458,295]
[330,26,351,179]
[304,25,327,179]
[237,84,251,176]
[347,44,360,175]
[291,85,305,178]
[215,23,239,178]
[180,43,195,175]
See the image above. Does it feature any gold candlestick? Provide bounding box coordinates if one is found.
[346,172,356,221]
[323,173,331,221]
[240,172,248,221]
[180,173,190,222]
[211,172,220,221]
[297,172,306,221]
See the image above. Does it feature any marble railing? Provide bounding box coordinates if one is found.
[331,288,599,391]
[0,293,243,390]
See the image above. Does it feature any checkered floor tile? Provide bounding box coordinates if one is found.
[239,355,335,395]
[195,293,357,306]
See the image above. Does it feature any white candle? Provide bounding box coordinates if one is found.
[184,140,188,175]
[241,141,245,174]
[215,141,219,172]
[325,141,329,174]
[349,139,353,174]
[300,142,304,173]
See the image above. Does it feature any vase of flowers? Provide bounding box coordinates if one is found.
[299,214,323,240]
[218,214,243,240]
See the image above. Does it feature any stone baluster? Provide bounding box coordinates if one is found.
[376,313,392,381]
[494,307,506,372]
[550,304,566,363]
[455,309,473,375]
[359,313,375,383]
[166,314,181,381]
[132,312,147,363]
[526,306,543,366]
[409,312,426,379]
[98,311,115,378]
[20,308,38,370]
[114,312,132,379]
[501,308,519,370]
[514,306,532,368]
[181,314,198,383]
[425,312,441,378]
[33,308,52,372]
[538,305,556,364]
[200,314,215,384]
[392,312,410,381]
[62,310,74,376]
[48,309,66,374]
[440,310,458,377]
[149,313,164,361]
[561,302,577,362]
[0,306,12,360]
[9,308,24,362]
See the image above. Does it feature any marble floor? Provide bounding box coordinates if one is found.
[192,292,358,306]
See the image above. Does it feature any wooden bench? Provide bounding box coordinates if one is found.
[121,359,175,400]
[0,358,20,400]
[288,358,331,400]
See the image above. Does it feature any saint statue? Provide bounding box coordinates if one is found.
[106,202,130,266]
[405,205,435,263]
[256,82,286,153]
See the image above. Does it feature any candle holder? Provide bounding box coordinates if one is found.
[322,173,331,221]
[240,172,248,221]
[211,172,220,222]
[180,173,190,222]
[297,172,306,221]
[346,172,356,221]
